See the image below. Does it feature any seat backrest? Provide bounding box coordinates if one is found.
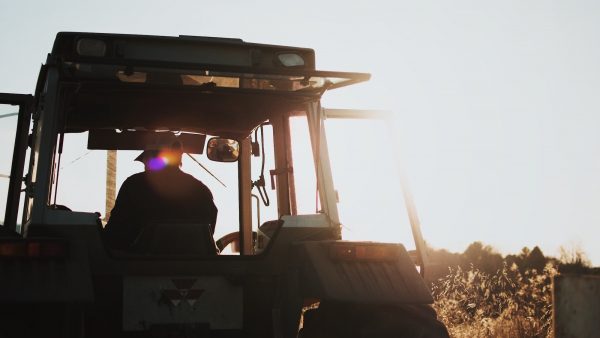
[132,222,218,255]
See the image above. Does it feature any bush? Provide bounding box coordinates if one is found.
[432,263,556,338]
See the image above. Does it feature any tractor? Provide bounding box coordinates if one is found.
[0,32,448,337]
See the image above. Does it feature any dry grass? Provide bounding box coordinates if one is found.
[432,263,557,338]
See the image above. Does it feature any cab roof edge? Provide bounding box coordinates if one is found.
[178,35,244,43]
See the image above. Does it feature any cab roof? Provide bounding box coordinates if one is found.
[50,32,370,140]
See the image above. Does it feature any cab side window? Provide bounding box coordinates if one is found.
[0,103,30,233]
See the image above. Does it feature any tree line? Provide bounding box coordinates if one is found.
[425,241,599,283]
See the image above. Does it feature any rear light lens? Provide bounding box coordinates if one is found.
[0,242,25,257]
[76,38,107,57]
[277,53,305,67]
[329,244,398,262]
[0,239,68,259]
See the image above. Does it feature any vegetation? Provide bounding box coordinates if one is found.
[432,263,555,337]
[429,242,597,338]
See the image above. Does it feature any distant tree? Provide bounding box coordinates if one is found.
[427,241,598,285]
[504,253,522,270]
[460,241,503,274]
[425,246,461,283]
[506,246,548,273]
[525,246,547,272]
[504,246,530,271]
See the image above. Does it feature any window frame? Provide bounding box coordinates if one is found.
[0,93,34,233]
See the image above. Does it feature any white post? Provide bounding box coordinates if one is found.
[104,150,117,224]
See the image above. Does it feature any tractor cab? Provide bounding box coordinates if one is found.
[16,32,366,242]
[0,32,448,338]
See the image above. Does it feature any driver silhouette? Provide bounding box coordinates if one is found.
[103,141,217,250]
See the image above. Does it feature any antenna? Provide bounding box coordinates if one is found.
[0,112,18,119]
[186,153,227,188]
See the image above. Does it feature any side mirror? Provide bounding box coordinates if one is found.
[206,137,240,162]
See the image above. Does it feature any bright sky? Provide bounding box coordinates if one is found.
[1,0,599,265]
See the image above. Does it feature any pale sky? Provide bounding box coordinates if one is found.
[1,0,599,265]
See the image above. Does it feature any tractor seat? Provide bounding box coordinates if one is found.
[130,222,218,256]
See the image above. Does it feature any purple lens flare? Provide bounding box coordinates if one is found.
[147,157,168,171]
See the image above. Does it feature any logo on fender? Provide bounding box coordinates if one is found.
[159,278,205,307]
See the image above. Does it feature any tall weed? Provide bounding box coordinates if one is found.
[432,263,556,338]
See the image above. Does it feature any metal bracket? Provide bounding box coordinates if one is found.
[26,182,36,198]
[269,167,293,190]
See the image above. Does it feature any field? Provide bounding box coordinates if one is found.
[433,264,557,338]
[425,241,600,337]
[432,263,556,338]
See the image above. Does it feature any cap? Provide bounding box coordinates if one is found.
[134,149,160,162]
[134,140,184,163]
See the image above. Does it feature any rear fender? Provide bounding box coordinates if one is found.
[293,241,433,304]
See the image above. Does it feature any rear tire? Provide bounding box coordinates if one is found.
[299,301,449,338]
[0,303,84,338]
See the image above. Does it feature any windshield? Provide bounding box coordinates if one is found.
[324,118,416,250]
[52,125,281,249]
[53,132,241,239]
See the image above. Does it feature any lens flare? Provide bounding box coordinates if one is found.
[147,157,167,171]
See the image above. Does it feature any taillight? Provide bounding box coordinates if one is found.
[0,242,24,257]
[0,239,68,259]
[329,243,398,262]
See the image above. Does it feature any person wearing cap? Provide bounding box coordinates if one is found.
[103,142,218,251]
